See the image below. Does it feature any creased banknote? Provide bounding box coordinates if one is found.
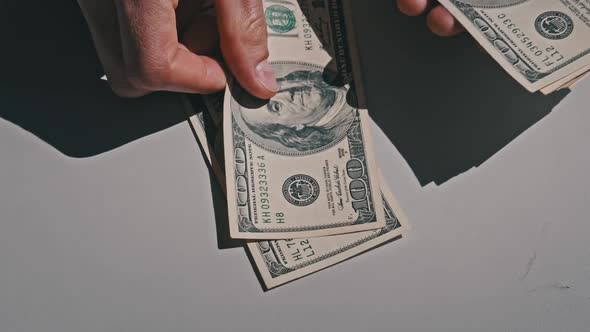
[223,0,384,239]
[438,0,590,92]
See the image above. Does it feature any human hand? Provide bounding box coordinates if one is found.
[397,0,463,36]
[77,0,277,99]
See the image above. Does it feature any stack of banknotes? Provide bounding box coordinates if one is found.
[183,0,411,289]
[439,0,590,94]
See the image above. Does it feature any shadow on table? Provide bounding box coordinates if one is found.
[208,172,246,249]
[352,2,569,185]
[184,99,245,250]
[0,0,187,158]
[181,1,573,250]
[0,0,570,184]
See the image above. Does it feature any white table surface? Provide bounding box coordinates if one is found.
[1,1,590,331]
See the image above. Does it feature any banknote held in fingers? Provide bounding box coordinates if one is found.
[223,0,384,239]
[438,0,590,93]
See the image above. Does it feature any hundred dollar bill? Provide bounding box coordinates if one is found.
[182,96,410,290]
[223,0,384,239]
[438,0,590,92]
[247,171,410,289]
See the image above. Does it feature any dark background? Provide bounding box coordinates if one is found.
[0,0,568,185]
[350,1,568,185]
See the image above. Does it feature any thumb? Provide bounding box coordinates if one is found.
[215,0,277,99]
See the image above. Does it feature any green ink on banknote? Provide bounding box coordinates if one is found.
[265,5,297,33]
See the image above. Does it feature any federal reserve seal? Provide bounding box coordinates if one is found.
[282,175,320,207]
[535,11,574,40]
[265,5,296,34]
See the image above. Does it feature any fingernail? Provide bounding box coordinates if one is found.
[255,60,278,93]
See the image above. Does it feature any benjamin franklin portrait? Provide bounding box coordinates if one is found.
[231,62,356,156]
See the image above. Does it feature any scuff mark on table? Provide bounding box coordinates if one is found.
[527,281,573,294]
[520,251,537,281]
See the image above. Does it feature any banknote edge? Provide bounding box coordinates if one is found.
[438,0,590,92]
[247,169,411,289]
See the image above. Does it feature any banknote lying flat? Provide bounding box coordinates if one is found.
[223,0,384,239]
[438,0,590,93]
